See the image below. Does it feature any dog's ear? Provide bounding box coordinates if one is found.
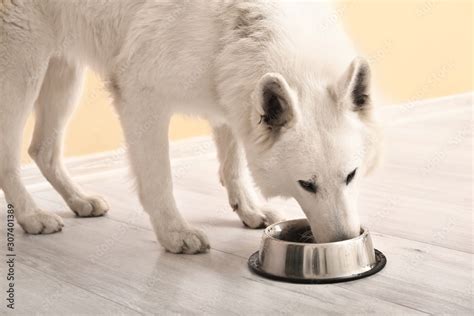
[255,73,297,131]
[334,57,372,111]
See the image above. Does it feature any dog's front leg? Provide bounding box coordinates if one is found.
[119,107,210,254]
[213,125,285,228]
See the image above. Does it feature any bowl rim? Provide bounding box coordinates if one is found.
[263,218,370,247]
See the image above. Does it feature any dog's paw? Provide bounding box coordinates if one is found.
[68,195,109,217]
[18,210,64,234]
[237,205,286,229]
[160,227,210,254]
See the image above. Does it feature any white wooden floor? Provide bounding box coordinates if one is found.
[1,93,472,315]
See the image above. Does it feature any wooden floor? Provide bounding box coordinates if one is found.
[1,93,472,315]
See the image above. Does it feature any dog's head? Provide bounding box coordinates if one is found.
[245,57,382,243]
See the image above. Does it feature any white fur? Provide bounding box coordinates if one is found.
[0,0,381,253]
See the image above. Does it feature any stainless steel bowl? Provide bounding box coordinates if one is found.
[248,218,386,283]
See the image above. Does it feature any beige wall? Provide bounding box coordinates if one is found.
[20,0,472,162]
[339,0,472,103]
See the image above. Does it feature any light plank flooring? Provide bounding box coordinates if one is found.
[1,93,473,315]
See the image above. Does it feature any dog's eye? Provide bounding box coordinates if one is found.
[346,168,357,185]
[298,180,317,193]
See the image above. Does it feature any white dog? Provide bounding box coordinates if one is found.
[0,0,381,254]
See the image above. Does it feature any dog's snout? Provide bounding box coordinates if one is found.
[333,229,359,242]
[308,220,361,243]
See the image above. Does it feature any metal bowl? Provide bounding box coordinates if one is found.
[248,218,386,283]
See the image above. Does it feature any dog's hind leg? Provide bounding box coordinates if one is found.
[213,125,285,228]
[0,35,64,233]
[28,57,109,217]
